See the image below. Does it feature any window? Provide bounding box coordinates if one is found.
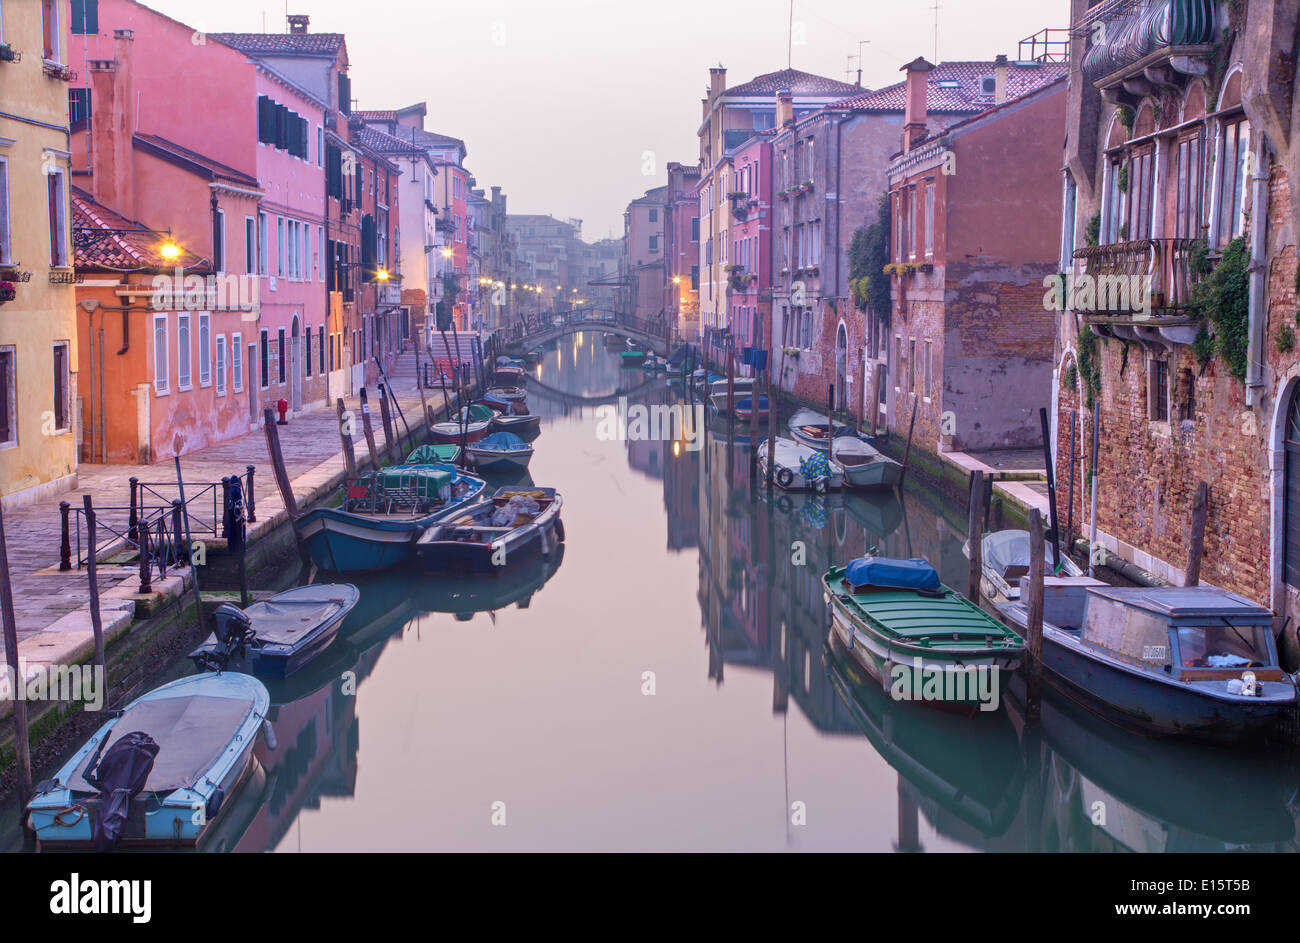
[71,0,98,34]
[215,334,227,395]
[318,226,325,281]
[908,338,916,393]
[1103,156,1124,244]
[1217,116,1250,246]
[287,221,297,279]
[259,329,269,389]
[41,0,60,62]
[319,325,326,373]
[1283,384,1300,588]
[923,339,933,397]
[1175,131,1205,240]
[198,313,211,386]
[245,217,255,274]
[276,217,285,277]
[277,328,286,384]
[0,347,14,445]
[317,126,324,168]
[177,313,191,390]
[257,212,268,275]
[232,332,243,392]
[1149,358,1169,422]
[214,210,225,273]
[1126,149,1154,241]
[153,314,169,394]
[923,183,935,256]
[649,235,659,252]
[68,88,92,125]
[305,328,313,378]
[648,208,658,223]
[47,166,68,266]
[0,157,10,263]
[691,217,699,241]
[52,342,68,431]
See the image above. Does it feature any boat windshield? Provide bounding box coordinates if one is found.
[1176,623,1273,669]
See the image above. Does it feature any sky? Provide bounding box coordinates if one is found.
[149,0,1070,238]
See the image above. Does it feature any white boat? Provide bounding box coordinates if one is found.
[831,435,902,490]
[757,437,844,492]
[708,377,756,414]
[788,407,856,452]
[965,529,1085,605]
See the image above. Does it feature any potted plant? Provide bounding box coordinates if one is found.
[0,44,18,62]
[0,281,15,305]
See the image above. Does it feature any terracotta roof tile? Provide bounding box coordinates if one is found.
[832,60,1068,114]
[71,187,205,272]
[724,68,861,97]
[210,32,345,57]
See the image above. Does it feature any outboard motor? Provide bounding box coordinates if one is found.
[82,731,160,853]
[196,604,257,672]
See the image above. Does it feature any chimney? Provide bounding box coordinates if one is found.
[708,67,727,102]
[776,89,794,128]
[994,54,1009,104]
[288,14,309,34]
[901,56,934,152]
[88,29,136,216]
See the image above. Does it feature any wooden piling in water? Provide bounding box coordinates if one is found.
[262,406,299,517]
[358,388,381,470]
[0,503,32,808]
[967,470,986,602]
[867,365,881,438]
[726,347,735,419]
[137,519,152,594]
[414,343,432,426]
[336,398,358,477]
[82,495,106,672]
[898,394,919,489]
[1186,480,1209,587]
[1025,508,1045,725]
[377,382,400,464]
[1039,407,1061,571]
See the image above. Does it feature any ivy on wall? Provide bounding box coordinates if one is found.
[1189,236,1250,380]
[849,195,892,323]
[1077,325,1103,409]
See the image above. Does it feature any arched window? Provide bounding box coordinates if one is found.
[1284,384,1300,587]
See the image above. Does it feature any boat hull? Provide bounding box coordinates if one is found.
[189,610,348,679]
[466,450,533,475]
[488,414,541,439]
[430,420,490,444]
[841,458,902,490]
[417,491,563,574]
[1040,628,1295,744]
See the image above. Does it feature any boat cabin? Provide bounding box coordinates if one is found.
[1036,583,1285,683]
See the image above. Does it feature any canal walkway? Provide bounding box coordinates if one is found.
[0,349,446,674]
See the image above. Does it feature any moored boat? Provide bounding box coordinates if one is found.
[295,463,486,573]
[465,431,535,474]
[831,435,902,489]
[485,385,528,408]
[733,394,770,423]
[995,583,1297,743]
[26,672,270,850]
[824,556,1025,712]
[757,436,844,492]
[488,410,542,439]
[406,443,461,465]
[189,584,360,679]
[430,403,494,444]
[788,407,857,452]
[620,349,646,366]
[965,529,1084,605]
[416,487,563,574]
[708,377,756,413]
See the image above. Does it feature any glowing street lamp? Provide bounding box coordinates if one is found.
[159,240,181,261]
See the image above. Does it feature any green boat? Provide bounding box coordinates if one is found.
[406,443,462,465]
[823,556,1024,713]
[620,349,647,366]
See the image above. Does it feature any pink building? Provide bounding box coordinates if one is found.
[725,131,773,371]
[664,162,701,342]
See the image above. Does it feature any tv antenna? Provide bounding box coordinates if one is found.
[930,1,940,61]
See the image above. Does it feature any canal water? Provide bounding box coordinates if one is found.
[9,331,1300,852]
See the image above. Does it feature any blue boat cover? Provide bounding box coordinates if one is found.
[736,396,770,410]
[477,431,531,452]
[844,556,941,592]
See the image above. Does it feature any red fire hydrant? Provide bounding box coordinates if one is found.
[276,397,289,425]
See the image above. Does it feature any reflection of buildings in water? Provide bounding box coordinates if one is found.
[663,442,699,551]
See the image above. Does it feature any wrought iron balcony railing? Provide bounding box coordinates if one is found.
[1071,237,1208,319]
[1077,0,1217,85]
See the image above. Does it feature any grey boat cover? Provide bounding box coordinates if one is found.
[70,694,254,795]
[982,530,1068,578]
[244,586,354,645]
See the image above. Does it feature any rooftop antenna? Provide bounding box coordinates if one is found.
[787,0,794,69]
[844,54,858,83]
[857,40,870,86]
[930,0,940,61]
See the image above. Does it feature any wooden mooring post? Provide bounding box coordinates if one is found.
[336,397,358,477]
[0,502,32,808]
[377,382,401,464]
[867,365,881,438]
[967,470,986,602]
[358,388,381,470]
[1025,508,1046,725]
[82,495,107,672]
[1186,480,1209,587]
[262,406,311,569]
[897,394,919,489]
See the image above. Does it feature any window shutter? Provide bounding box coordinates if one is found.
[71,0,98,34]
[257,96,272,144]
[338,73,351,115]
[361,214,376,272]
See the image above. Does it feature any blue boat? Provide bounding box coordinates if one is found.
[416,486,563,574]
[295,463,487,573]
[465,431,534,474]
[996,583,1298,743]
[26,672,270,849]
[188,584,360,679]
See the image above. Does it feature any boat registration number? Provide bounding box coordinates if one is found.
[1142,645,1168,662]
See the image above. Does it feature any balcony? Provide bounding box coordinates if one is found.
[1078,0,1217,93]
[1071,237,1208,344]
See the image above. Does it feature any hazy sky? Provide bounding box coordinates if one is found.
[150,0,1069,237]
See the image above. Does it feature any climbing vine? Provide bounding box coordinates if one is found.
[1076,325,1103,409]
[850,196,891,323]
[1189,236,1250,380]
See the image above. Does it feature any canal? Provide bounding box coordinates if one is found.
[9,330,1300,852]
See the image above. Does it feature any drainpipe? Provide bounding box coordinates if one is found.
[1245,140,1270,406]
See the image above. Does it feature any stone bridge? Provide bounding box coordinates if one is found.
[503,317,672,357]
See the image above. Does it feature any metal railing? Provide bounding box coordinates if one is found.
[1071,237,1208,317]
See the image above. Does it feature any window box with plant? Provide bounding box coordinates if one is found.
[0,44,19,63]
[42,62,76,81]
[0,281,15,305]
